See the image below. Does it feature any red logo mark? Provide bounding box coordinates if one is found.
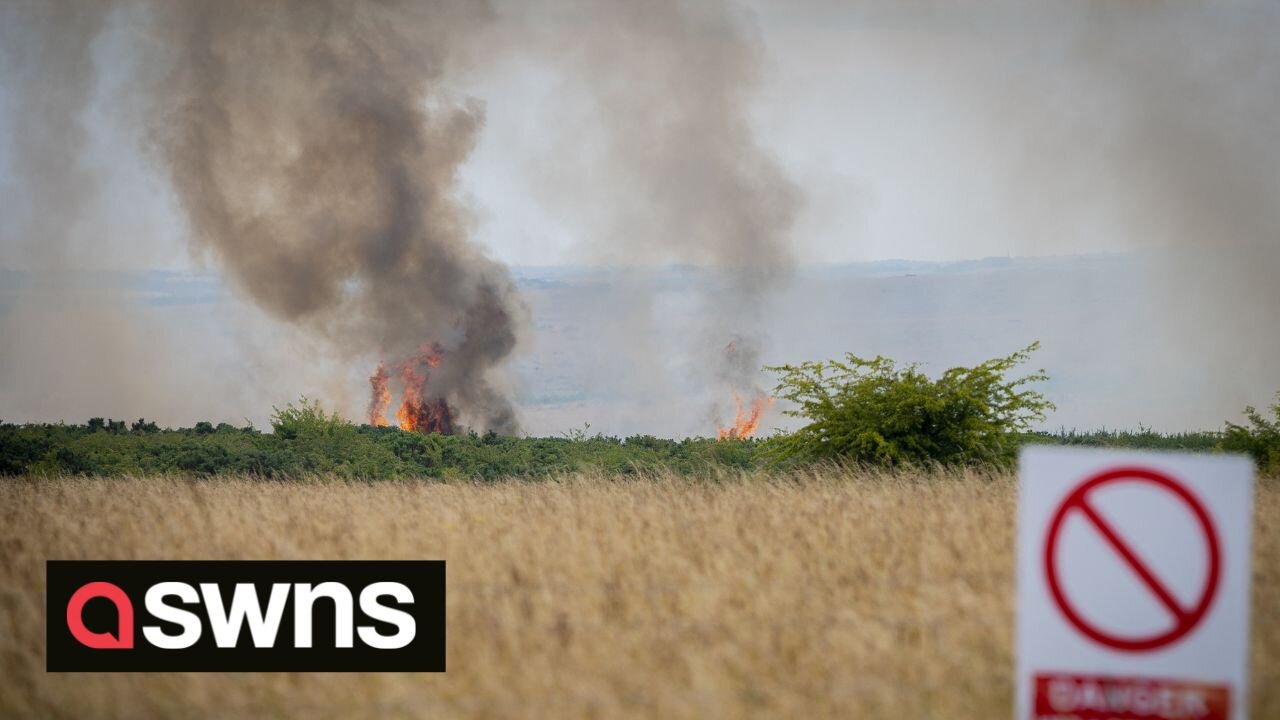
[66,581,134,649]
[1044,466,1221,652]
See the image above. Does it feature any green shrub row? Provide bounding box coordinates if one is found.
[2,354,1276,478]
[0,417,760,481]
[0,418,1256,480]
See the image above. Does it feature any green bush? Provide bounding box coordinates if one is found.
[764,343,1053,468]
[1221,392,1280,474]
[270,397,347,440]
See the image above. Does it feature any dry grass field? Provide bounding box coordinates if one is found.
[1,470,1276,719]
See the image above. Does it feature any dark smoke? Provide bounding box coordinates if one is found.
[3,0,796,436]
[148,0,524,433]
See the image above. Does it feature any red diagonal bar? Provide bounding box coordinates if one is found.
[1075,499,1189,623]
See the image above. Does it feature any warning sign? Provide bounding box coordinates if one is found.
[1044,466,1222,652]
[1016,447,1253,720]
[1034,673,1230,720]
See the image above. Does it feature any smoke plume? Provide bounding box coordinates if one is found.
[589,0,799,433]
[2,0,797,436]
[563,1,798,293]
[148,0,524,433]
[502,0,801,433]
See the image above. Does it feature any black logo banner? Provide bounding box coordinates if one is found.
[47,560,445,672]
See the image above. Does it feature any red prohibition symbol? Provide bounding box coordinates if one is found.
[1043,466,1222,652]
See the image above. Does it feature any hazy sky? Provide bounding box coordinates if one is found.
[1,1,1277,434]
[2,0,1227,272]
[465,1,1132,266]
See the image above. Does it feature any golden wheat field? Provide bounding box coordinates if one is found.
[1,471,1276,719]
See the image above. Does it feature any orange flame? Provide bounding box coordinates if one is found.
[368,342,455,434]
[367,363,392,426]
[717,392,772,440]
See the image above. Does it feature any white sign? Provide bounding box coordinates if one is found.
[1016,446,1254,720]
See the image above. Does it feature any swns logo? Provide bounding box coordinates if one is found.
[47,561,445,671]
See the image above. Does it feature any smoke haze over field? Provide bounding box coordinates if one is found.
[485,0,801,429]
[1,1,1278,433]
[1054,2,1280,419]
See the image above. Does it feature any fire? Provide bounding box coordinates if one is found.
[717,392,772,440]
[367,343,455,434]
[715,338,772,440]
[367,363,391,427]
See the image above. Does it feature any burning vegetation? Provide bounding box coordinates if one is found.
[367,364,392,428]
[717,392,773,440]
[368,343,455,434]
[715,340,773,440]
